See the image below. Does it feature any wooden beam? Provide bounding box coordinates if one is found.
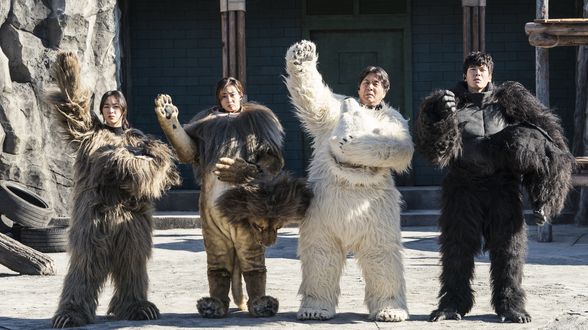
[525,22,588,36]
[529,33,588,47]
[0,232,55,275]
[237,11,246,86]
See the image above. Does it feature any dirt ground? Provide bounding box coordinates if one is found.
[0,225,587,329]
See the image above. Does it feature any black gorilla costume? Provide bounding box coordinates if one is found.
[415,80,574,323]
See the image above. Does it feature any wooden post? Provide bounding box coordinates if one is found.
[574,1,588,226]
[462,0,486,57]
[535,0,552,242]
[220,0,246,87]
[0,232,55,275]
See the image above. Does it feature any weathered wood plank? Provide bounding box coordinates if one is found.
[526,22,588,37]
[0,232,55,275]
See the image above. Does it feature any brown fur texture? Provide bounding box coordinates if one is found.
[46,52,180,328]
[154,95,284,318]
[216,170,312,246]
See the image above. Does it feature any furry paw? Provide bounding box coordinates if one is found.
[197,297,229,318]
[373,308,408,322]
[52,310,89,328]
[498,309,532,323]
[125,301,160,321]
[429,308,463,322]
[213,157,260,184]
[248,295,279,317]
[297,306,335,321]
[286,40,317,67]
[154,94,179,125]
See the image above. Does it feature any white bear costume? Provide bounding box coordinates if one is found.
[284,40,414,322]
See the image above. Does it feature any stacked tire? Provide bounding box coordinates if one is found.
[0,180,67,253]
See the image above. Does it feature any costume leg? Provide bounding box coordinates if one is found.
[355,234,408,322]
[197,206,235,318]
[297,223,346,321]
[107,216,159,321]
[233,225,278,317]
[430,179,483,321]
[52,221,110,328]
[484,181,531,323]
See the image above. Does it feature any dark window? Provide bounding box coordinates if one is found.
[359,0,407,15]
[306,0,353,15]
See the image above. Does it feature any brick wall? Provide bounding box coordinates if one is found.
[128,0,303,188]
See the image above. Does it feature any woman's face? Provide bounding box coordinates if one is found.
[219,85,242,113]
[101,95,124,127]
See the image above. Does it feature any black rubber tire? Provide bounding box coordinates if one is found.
[0,214,14,234]
[19,225,68,253]
[0,181,53,228]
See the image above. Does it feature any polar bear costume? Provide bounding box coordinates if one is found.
[284,40,414,322]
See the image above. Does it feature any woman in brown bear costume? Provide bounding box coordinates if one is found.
[155,77,284,318]
[47,52,180,328]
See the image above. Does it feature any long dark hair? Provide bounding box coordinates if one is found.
[99,90,130,129]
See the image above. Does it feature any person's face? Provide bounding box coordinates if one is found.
[101,95,124,127]
[465,64,492,93]
[358,73,386,107]
[219,85,242,113]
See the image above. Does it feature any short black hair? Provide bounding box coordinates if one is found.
[357,66,390,93]
[463,51,494,75]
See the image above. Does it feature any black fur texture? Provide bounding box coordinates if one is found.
[416,81,573,324]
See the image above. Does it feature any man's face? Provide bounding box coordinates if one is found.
[358,73,386,107]
[465,64,492,93]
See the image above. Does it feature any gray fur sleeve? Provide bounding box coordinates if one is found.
[414,90,462,168]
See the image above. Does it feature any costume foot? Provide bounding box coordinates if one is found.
[248,295,279,317]
[52,310,89,328]
[498,309,531,323]
[429,308,463,322]
[297,306,335,320]
[125,301,160,321]
[197,297,228,318]
[373,308,408,322]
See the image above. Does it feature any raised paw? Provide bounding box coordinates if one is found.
[248,295,279,317]
[338,135,354,150]
[197,297,229,318]
[154,94,178,122]
[429,308,462,322]
[297,307,335,321]
[286,40,317,66]
[373,308,408,322]
[498,309,532,323]
[126,301,160,321]
[52,310,89,328]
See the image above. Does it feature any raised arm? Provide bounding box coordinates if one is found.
[284,40,341,136]
[45,52,97,142]
[154,94,199,164]
[414,90,462,168]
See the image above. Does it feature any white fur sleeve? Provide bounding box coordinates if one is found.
[331,99,414,172]
[284,40,340,137]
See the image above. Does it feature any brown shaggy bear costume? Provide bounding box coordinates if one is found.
[47,52,180,328]
[154,94,286,318]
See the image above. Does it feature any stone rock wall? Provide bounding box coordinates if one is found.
[0,0,121,216]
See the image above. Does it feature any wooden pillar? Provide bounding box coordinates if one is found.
[220,0,246,86]
[535,0,552,242]
[574,0,588,226]
[462,0,486,58]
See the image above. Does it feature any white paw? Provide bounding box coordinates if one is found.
[154,94,178,123]
[297,306,335,321]
[373,308,408,322]
[286,40,317,66]
[337,135,355,153]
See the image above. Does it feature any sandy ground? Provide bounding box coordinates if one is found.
[0,225,587,329]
